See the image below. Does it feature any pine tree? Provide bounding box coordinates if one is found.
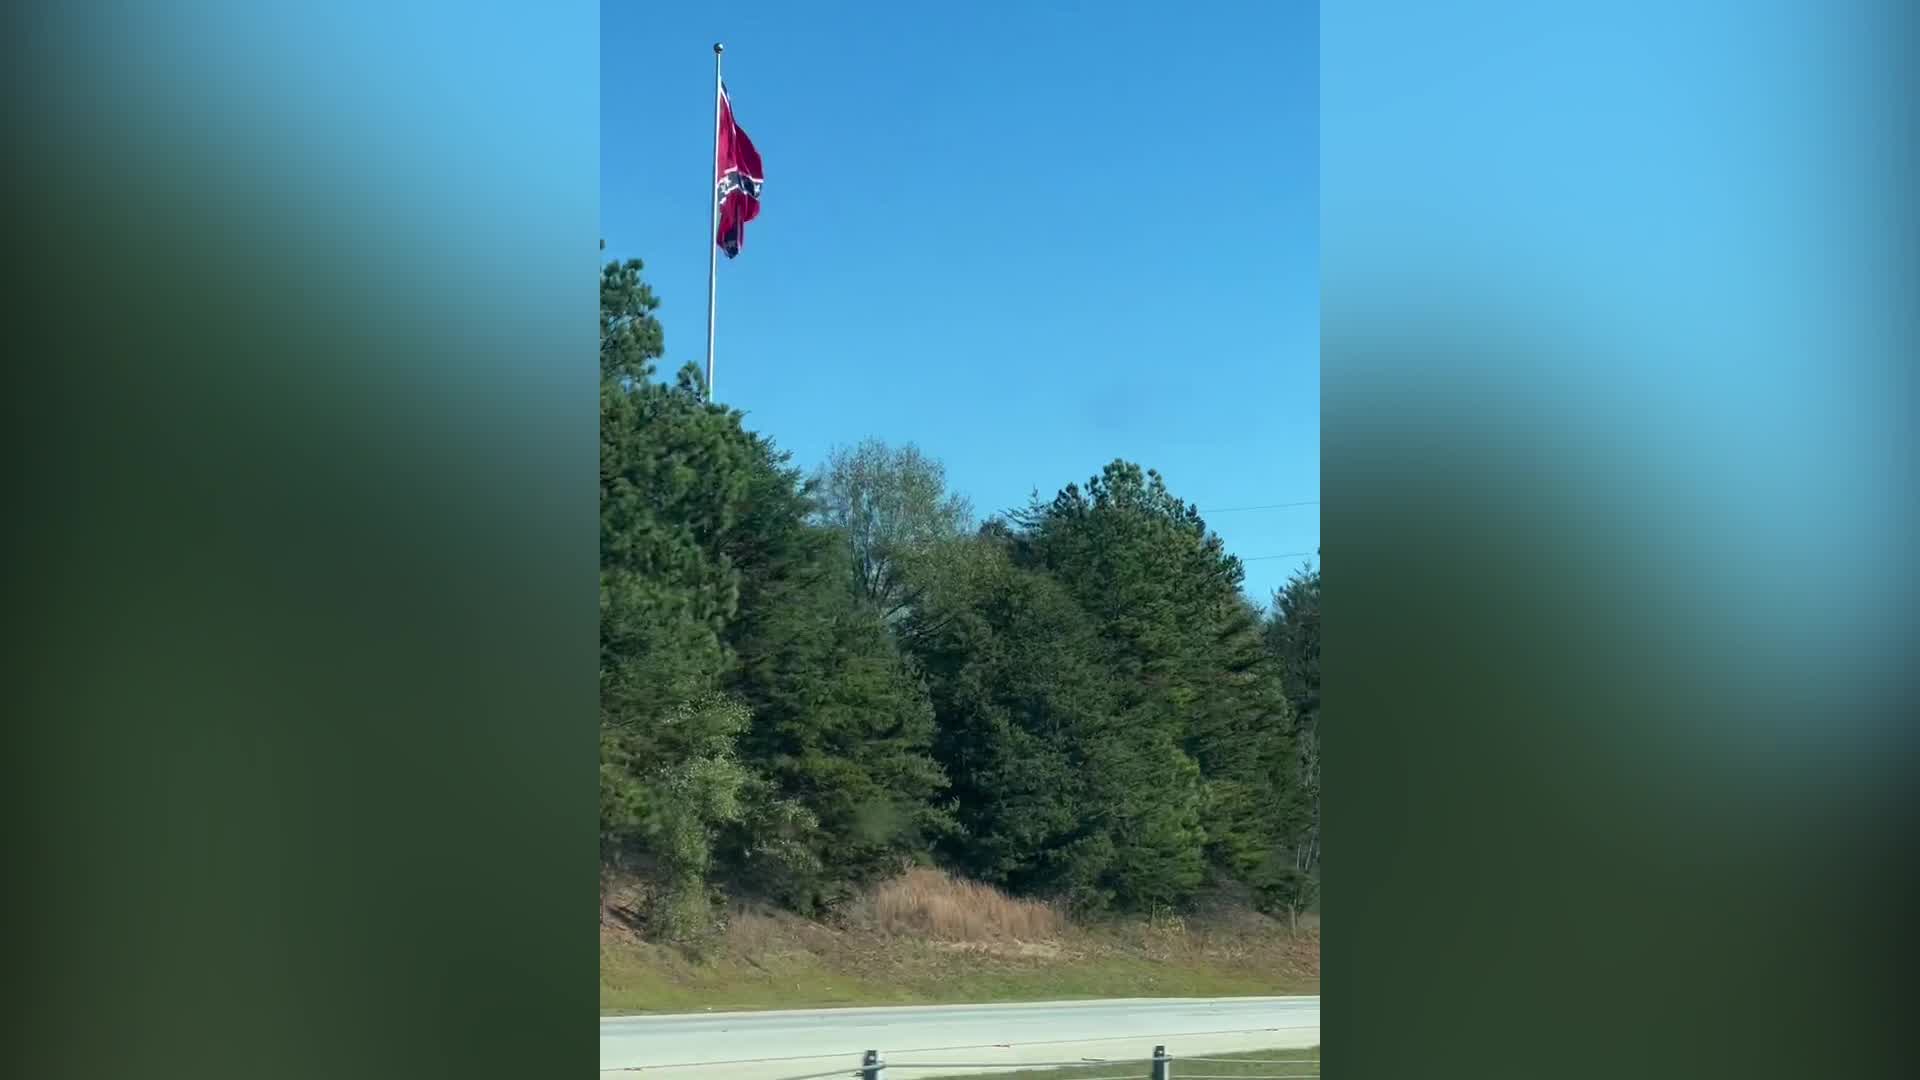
[717,435,949,912]
[1014,461,1298,908]
[909,542,1123,907]
[1267,565,1321,910]
[597,255,1315,927]
[599,259,767,938]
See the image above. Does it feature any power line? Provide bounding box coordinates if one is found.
[1201,499,1319,514]
[1193,501,1317,566]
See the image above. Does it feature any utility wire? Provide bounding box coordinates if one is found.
[1201,499,1319,513]
[1197,503,1318,565]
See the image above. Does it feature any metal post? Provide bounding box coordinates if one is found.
[704,42,724,402]
[1151,1044,1170,1080]
[861,1048,884,1080]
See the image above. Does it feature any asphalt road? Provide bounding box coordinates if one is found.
[599,995,1320,1078]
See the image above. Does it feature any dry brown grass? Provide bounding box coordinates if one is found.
[1285,925,1322,977]
[602,881,1320,1012]
[850,868,1064,942]
[600,866,1319,1012]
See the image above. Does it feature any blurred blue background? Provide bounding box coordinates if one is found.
[1325,3,1915,1077]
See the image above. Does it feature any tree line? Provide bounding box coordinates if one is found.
[599,259,1321,939]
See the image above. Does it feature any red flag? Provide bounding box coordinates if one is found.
[714,83,763,258]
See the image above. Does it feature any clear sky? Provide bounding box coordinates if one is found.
[602,0,1318,604]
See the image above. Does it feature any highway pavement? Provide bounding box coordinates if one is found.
[599,995,1321,1078]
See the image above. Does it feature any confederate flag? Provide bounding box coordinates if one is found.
[714,83,763,258]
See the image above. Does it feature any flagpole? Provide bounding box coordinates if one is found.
[705,42,723,403]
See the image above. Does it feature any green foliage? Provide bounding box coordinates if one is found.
[909,547,1121,906]
[600,259,664,384]
[1268,565,1322,882]
[1189,594,1300,882]
[1269,567,1322,736]
[598,263,947,919]
[723,471,950,910]
[899,462,1308,913]
[1011,461,1301,908]
[598,258,1318,931]
[600,694,754,940]
[812,439,975,626]
[599,257,765,938]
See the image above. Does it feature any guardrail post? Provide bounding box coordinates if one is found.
[861,1048,884,1080]
[1151,1043,1170,1080]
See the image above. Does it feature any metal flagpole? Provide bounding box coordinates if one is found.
[704,42,724,403]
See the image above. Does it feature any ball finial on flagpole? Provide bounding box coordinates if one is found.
[713,42,724,54]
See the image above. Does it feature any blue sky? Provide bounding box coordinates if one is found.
[602,0,1318,604]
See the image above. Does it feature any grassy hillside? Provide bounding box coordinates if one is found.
[601,869,1320,1014]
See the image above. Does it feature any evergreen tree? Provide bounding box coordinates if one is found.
[1015,461,1297,908]
[1188,593,1298,883]
[597,255,1319,929]
[598,260,804,938]
[717,433,949,912]
[1268,564,1322,903]
[909,542,1123,907]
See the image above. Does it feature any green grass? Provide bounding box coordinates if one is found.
[599,941,1306,1013]
[600,910,1319,1014]
[918,1046,1321,1079]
